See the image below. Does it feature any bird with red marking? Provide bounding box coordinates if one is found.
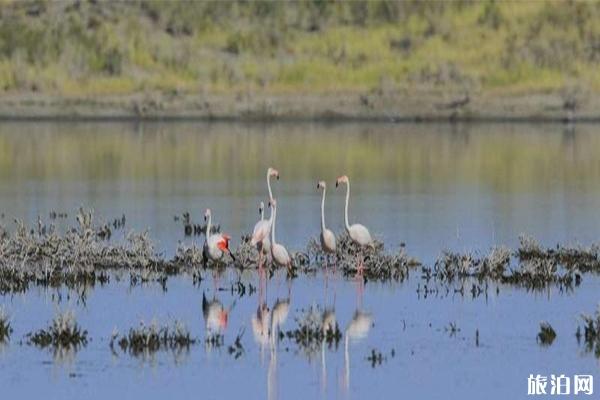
[203,208,235,265]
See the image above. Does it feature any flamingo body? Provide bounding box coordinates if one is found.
[272,243,291,267]
[320,229,337,253]
[203,209,235,263]
[317,181,337,253]
[336,175,373,248]
[348,224,372,246]
[270,199,292,268]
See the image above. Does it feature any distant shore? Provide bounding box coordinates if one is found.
[0,91,593,123]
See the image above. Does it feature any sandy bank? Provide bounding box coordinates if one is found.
[0,91,594,122]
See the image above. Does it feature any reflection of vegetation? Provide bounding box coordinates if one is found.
[578,307,600,358]
[0,122,598,194]
[0,306,11,342]
[0,2,598,95]
[537,322,556,346]
[110,319,196,356]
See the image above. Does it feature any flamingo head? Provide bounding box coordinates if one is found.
[217,234,232,252]
[317,180,326,190]
[269,198,277,209]
[336,175,349,187]
[259,201,264,215]
[267,167,280,180]
[204,208,211,221]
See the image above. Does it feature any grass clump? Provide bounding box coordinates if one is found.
[27,310,88,349]
[111,319,196,356]
[537,322,556,346]
[308,232,420,282]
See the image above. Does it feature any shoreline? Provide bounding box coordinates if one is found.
[0,91,592,123]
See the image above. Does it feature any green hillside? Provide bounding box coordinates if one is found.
[0,1,598,98]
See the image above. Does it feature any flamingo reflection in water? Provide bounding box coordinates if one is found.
[202,292,234,353]
[343,309,373,392]
[267,297,290,400]
[321,307,337,394]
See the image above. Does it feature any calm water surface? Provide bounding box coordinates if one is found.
[0,122,599,399]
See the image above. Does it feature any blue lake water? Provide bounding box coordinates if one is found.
[0,121,599,399]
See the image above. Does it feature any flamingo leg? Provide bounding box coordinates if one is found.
[354,254,364,279]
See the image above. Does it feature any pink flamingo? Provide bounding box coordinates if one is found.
[336,175,373,276]
[317,181,337,254]
[269,199,292,272]
[251,168,279,265]
[203,208,235,264]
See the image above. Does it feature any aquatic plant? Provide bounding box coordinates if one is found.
[111,319,196,356]
[0,211,597,295]
[308,232,419,282]
[0,306,12,342]
[27,310,88,349]
[537,322,556,346]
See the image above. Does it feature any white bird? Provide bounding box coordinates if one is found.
[202,292,228,334]
[317,181,336,254]
[251,201,271,256]
[250,168,279,256]
[270,199,292,271]
[203,208,235,264]
[336,175,373,247]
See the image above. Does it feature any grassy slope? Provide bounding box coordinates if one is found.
[0,0,599,101]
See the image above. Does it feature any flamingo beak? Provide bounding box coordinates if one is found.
[336,181,339,188]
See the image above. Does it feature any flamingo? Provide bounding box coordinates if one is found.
[336,175,373,275]
[269,199,292,272]
[251,168,279,262]
[317,181,336,254]
[203,208,235,265]
[336,175,373,247]
[251,201,271,259]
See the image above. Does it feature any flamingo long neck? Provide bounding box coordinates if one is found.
[206,213,212,240]
[320,187,326,233]
[344,182,351,231]
[267,173,273,201]
[271,205,277,245]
